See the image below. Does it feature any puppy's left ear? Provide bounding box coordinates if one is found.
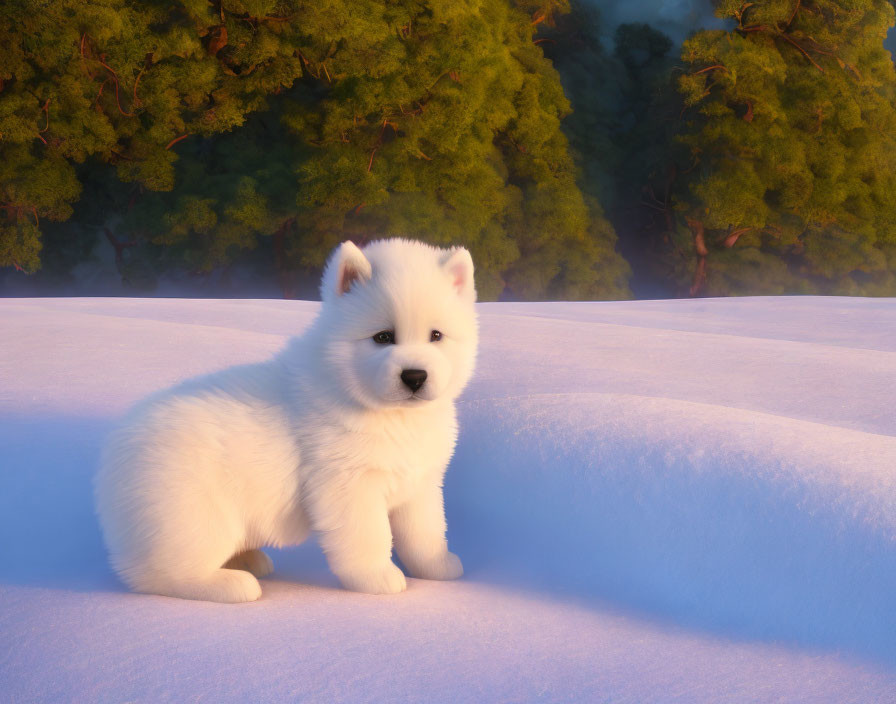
[441,247,476,302]
[321,241,372,301]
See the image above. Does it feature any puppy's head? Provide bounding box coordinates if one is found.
[316,238,478,410]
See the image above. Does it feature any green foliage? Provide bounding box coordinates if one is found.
[5,0,896,299]
[0,0,630,300]
[669,0,896,296]
[540,0,896,298]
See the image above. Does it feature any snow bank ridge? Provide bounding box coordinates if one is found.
[449,392,896,660]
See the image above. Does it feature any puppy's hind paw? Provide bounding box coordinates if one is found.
[337,562,408,595]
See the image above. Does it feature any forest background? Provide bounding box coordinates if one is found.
[2,0,895,300]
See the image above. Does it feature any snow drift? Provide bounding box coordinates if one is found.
[451,393,896,656]
[1,296,894,702]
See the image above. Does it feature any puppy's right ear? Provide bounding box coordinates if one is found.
[321,241,372,301]
[441,246,476,303]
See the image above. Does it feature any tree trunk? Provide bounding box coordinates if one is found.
[103,227,136,274]
[273,218,297,299]
[686,217,708,297]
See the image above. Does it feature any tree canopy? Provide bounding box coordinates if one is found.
[672,0,896,296]
[0,0,630,300]
[3,0,896,299]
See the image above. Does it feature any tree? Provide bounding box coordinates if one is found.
[1,0,632,300]
[277,0,630,299]
[671,0,896,296]
[0,0,307,282]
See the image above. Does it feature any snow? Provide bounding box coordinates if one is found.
[2,296,895,702]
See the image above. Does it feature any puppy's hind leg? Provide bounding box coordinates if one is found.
[149,568,262,603]
[127,540,264,602]
[118,497,263,603]
[224,549,274,578]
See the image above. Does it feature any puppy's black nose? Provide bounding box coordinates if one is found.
[400,369,427,392]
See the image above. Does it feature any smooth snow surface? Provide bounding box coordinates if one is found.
[1,296,895,703]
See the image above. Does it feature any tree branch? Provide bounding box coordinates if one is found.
[165,133,190,150]
[692,64,728,75]
[39,98,50,133]
[722,227,751,247]
[785,0,801,30]
[778,33,824,72]
[96,56,138,115]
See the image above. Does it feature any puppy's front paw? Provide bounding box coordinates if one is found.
[407,551,463,581]
[337,562,408,595]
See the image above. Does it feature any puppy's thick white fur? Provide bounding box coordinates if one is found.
[95,239,477,602]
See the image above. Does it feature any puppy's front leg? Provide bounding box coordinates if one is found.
[390,478,463,581]
[313,472,407,595]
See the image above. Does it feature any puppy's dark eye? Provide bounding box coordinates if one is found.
[430,330,442,342]
[372,330,395,345]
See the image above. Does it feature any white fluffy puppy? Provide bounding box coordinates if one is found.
[95,238,477,602]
